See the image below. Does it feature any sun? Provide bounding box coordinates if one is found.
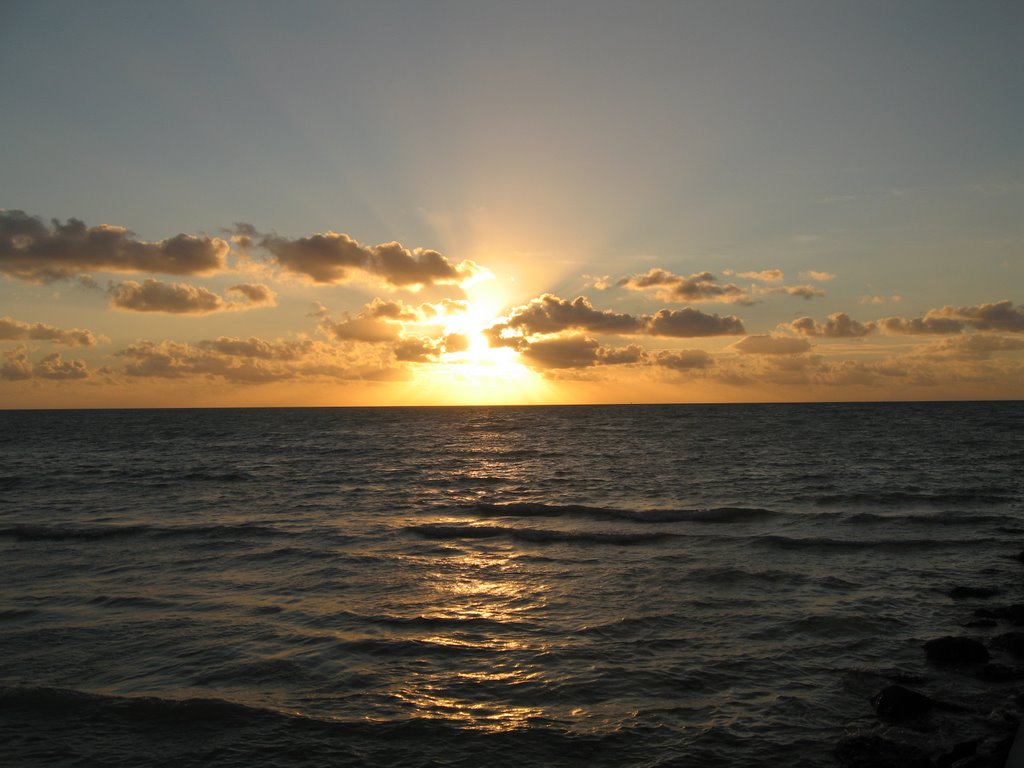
[399,286,552,405]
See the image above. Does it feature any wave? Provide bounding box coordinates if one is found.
[751,534,989,552]
[847,511,1015,527]
[0,522,289,543]
[407,523,672,546]
[0,685,278,727]
[465,502,780,524]
[815,490,1019,506]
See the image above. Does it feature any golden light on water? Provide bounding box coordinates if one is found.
[382,548,552,731]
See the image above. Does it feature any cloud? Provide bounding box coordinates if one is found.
[725,268,784,282]
[860,294,903,305]
[644,308,746,337]
[33,352,89,380]
[0,210,228,282]
[802,271,836,282]
[928,300,1024,333]
[486,294,745,345]
[118,337,393,382]
[1,348,32,380]
[916,334,1024,360]
[495,294,642,336]
[324,315,403,343]
[255,229,484,288]
[393,333,470,363]
[618,269,754,304]
[783,312,875,338]
[519,336,645,369]
[768,284,826,300]
[879,300,1023,335]
[0,316,97,346]
[226,283,277,306]
[109,279,276,314]
[651,349,714,370]
[877,315,965,335]
[731,335,813,355]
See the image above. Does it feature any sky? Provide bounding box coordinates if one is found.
[1,0,1021,407]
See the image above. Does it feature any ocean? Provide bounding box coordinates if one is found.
[1,402,1022,766]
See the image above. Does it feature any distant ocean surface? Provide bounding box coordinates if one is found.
[2,402,1023,767]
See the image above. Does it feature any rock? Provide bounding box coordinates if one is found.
[924,636,990,666]
[964,619,998,628]
[1015,550,1024,564]
[949,586,1001,600]
[989,632,1024,658]
[872,684,935,721]
[976,663,1024,682]
[834,733,934,768]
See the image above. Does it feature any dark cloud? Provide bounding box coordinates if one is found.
[519,336,645,369]
[0,316,97,346]
[731,335,813,355]
[258,231,483,288]
[0,210,227,282]
[1,348,32,380]
[486,294,745,346]
[33,352,89,380]
[619,269,754,304]
[651,349,714,370]
[877,316,966,335]
[644,308,746,337]
[497,294,642,336]
[878,300,1024,335]
[109,279,276,314]
[929,300,1024,333]
[784,312,875,338]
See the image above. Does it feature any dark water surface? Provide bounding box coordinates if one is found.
[1,402,1022,766]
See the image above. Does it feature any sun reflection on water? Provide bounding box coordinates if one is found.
[385,548,552,730]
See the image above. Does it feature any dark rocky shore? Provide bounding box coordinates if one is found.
[833,552,1024,767]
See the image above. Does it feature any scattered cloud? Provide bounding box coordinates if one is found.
[860,294,903,305]
[731,335,813,355]
[619,269,754,304]
[651,349,714,370]
[1,348,32,381]
[33,352,89,380]
[644,308,746,337]
[109,279,276,314]
[782,312,875,338]
[0,316,97,346]
[802,271,836,282]
[519,336,645,369]
[0,210,228,282]
[117,337,394,382]
[916,334,1024,360]
[879,300,1023,335]
[724,268,784,282]
[486,294,745,346]
[767,284,826,300]
[252,228,485,289]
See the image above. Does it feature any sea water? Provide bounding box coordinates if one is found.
[1,402,1022,766]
